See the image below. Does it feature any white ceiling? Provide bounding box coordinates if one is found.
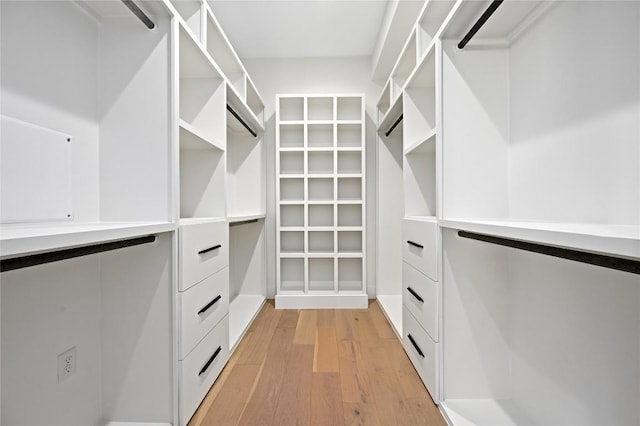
[208,0,389,59]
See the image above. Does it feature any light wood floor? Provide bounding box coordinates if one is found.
[188,300,446,426]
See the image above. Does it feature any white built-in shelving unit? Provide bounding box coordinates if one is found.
[1,0,266,425]
[276,95,367,309]
[437,1,640,424]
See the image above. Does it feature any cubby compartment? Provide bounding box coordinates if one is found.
[377,82,391,120]
[441,227,640,425]
[308,151,334,175]
[391,34,417,100]
[307,97,334,121]
[180,146,226,219]
[417,0,456,57]
[308,178,334,201]
[279,96,304,121]
[308,123,334,148]
[226,129,265,219]
[206,9,244,95]
[280,231,304,253]
[308,257,335,291]
[308,204,334,227]
[337,151,362,174]
[337,177,361,201]
[279,124,304,148]
[280,258,305,292]
[337,123,361,147]
[246,79,265,123]
[338,204,362,227]
[403,46,436,152]
[338,258,363,292]
[337,231,362,253]
[404,148,436,218]
[308,231,334,253]
[440,1,640,246]
[172,0,202,40]
[280,151,304,175]
[337,96,362,121]
[280,178,304,202]
[280,205,304,227]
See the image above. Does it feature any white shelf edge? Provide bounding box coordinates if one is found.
[405,215,438,223]
[275,293,368,309]
[179,119,225,151]
[227,84,265,134]
[404,38,437,91]
[279,120,305,126]
[0,221,176,258]
[404,127,437,155]
[439,219,640,260]
[377,92,404,133]
[179,217,227,226]
[227,213,266,224]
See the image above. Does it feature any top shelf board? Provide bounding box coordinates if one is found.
[377,92,403,134]
[442,0,548,46]
[227,85,264,135]
[179,23,223,80]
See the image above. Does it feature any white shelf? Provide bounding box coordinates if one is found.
[227,214,266,224]
[440,219,640,260]
[179,217,226,226]
[0,221,175,258]
[377,92,403,134]
[178,22,223,80]
[179,120,224,151]
[404,128,436,155]
[441,399,528,426]
[229,294,266,351]
[377,294,402,337]
[227,85,265,135]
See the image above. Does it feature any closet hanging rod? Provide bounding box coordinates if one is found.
[385,114,403,137]
[121,0,155,30]
[227,105,258,138]
[0,235,156,272]
[458,231,640,275]
[458,0,503,49]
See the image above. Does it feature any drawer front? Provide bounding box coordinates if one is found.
[402,218,438,281]
[403,306,438,402]
[180,220,228,291]
[180,315,229,426]
[402,262,439,342]
[179,267,230,360]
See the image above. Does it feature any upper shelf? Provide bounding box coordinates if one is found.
[441,0,551,47]
[0,221,176,258]
[227,85,265,135]
[377,92,403,135]
[440,219,640,261]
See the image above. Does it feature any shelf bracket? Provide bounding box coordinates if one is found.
[458,231,640,275]
[1,235,157,272]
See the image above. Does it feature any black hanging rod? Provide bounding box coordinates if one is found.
[1,235,156,273]
[227,105,258,138]
[229,219,259,227]
[458,0,504,49]
[458,231,640,275]
[385,114,403,137]
[121,0,155,30]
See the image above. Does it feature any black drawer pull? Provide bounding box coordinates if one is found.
[407,287,424,303]
[199,346,222,376]
[198,244,221,255]
[198,295,222,315]
[407,240,424,249]
[408,334,425,358]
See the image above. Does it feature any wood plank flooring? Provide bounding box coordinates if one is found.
[188,300,446,426]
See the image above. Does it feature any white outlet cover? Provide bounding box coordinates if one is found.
[57,346,76,383]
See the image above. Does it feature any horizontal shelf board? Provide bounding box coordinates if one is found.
[308,173,334,179]
[441,399,528,426]
[279,120,305,126]
[337,226,363,232]
[279,252,305,258]
[377,92,403,133]
[307,200,334,205]
[336,252,364,258]
[439,219,640,260]
[179,217,227,226]
[280,227,305,232]
[337,173,363,179]
[230,294,266,350]
[336,198,363,203]
[307,251,336,257]
[307,120,334,125]
[279,173,305,178]
[306,147,335,152]
[279,147,305,152]
[405,215,438,223]
[337,120,363,125]
[404,128,437,155]
[227,85,264,134]
[275,293,368,309]
[179,120,225,151]
[336,147,363,152]
[406,41,437,89]
[337,200,364,205]
[279,201,305,205]
[376,294,402,337]
[0,221,176,258]
[308,226,335,232]
[227,213,266,223]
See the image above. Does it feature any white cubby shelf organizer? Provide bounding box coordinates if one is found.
[275,94,367,309]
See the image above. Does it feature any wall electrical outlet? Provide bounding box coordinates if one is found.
[57,346,76,383]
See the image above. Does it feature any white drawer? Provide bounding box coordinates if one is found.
[402,261,439,342]
[403,306,438,402]
[180,220,228,291]
[402,218,438,281]
[180,315,229,426]
[179,267,230,360]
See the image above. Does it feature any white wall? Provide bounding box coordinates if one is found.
[243,56,381,298]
